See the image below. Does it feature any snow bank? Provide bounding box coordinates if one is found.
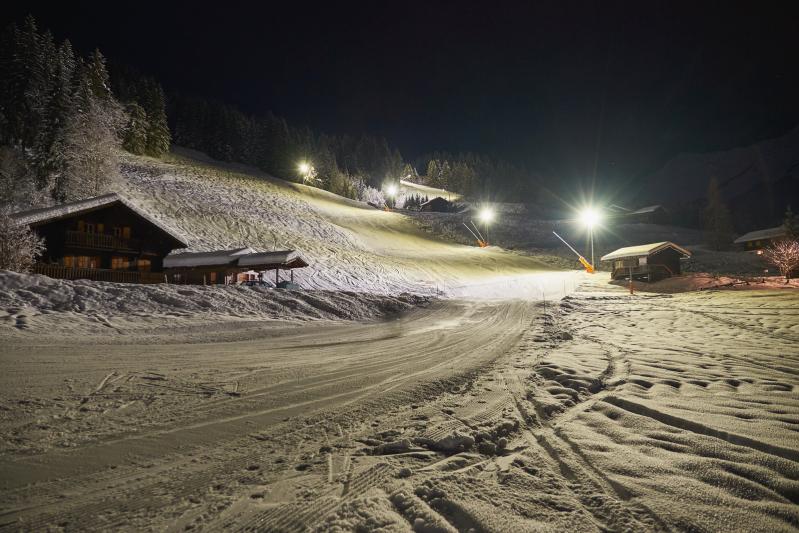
[0,271,429,336]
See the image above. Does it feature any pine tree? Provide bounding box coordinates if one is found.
[140,80,170,156]
[85,49,112,101]
[122,102,148,155]
[784,206,799,239]
[58,65,122,201]
[34,38,76,195]
[704,177,734,251]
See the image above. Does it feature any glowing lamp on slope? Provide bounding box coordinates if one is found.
[578,207,601,229]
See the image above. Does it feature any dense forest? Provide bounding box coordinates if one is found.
[0,16,536,212]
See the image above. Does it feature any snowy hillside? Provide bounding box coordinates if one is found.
[117,148,554,297]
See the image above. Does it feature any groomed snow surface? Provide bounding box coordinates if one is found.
[1,277,797,531]
[1,150,798,531]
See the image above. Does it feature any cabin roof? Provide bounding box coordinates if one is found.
[733,226,786,244]
[10,193,189,248]
[601,241,691,261]
[630,204,665,215]
[164,248,308,270]
[238,250,309,269]
[420,196,449,207]
[163,247,255,268]
[607,204,632,214]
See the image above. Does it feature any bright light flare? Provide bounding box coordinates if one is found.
[578,207,601,228]
[298,162,311,174]
[386,184,398,196]
[478,207,495,224]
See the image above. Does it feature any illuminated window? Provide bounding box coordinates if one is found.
[111,257,130,270]
[97,223,104,233]
[209,272,217,283]
[122,227,131,239]
[75,256,100,268]
[77,220,85,232]
[63,256,74,268]
[137,259,151,271]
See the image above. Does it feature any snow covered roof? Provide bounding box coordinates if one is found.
[238,250,308,268]
[421,196,449,206]
[601,242,691,261]
[10,193,189,248]
[164,248,308,269]
[163,247,254,268]
[607,204,632,214]
[631,204,665,214]
[733,226,786,244]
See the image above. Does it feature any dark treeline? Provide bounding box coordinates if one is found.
[0,16,170,208]
[416,152,537,202]
[168,93,408,200]
[1,15,537,211]
[168,93,537,203]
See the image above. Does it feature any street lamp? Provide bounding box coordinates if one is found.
[385,183,398,209]
[478,207,494,245]
[298,161,316,183]
[577,207,602,268]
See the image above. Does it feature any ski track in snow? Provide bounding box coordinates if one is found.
[1,152,798,531]
[1,277,797,531]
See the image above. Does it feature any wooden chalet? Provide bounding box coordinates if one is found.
[601,241,691,281]
[419,197,452,213]
[11,193,188,284]
[163,248,308,286]
[733,226,787,253]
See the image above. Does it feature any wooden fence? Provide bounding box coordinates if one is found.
[32,264,165,284]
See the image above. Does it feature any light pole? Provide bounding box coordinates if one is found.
[478,207,494,245]
[578,207,601,268]
[298,161,316,183]
[385,183,398,209]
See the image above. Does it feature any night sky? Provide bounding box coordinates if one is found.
[5,1,799,185]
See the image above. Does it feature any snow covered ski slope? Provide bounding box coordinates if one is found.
[120,149,556,298]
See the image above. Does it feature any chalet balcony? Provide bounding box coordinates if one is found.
[64,230,142,251]
[33,264,164,284]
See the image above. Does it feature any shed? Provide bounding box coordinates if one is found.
[733,226,786,252]
[419,196,452,213]
[10,193,187,283]
[601,241,691,281]
[164,248,308,285]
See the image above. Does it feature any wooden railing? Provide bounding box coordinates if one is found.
[65,230,142,251]
[32,264,164,284]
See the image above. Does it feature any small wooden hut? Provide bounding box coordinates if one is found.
[419,197,451,213]
[163,248,308,285]
[601,242,691,281]
[733,226,786,253]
